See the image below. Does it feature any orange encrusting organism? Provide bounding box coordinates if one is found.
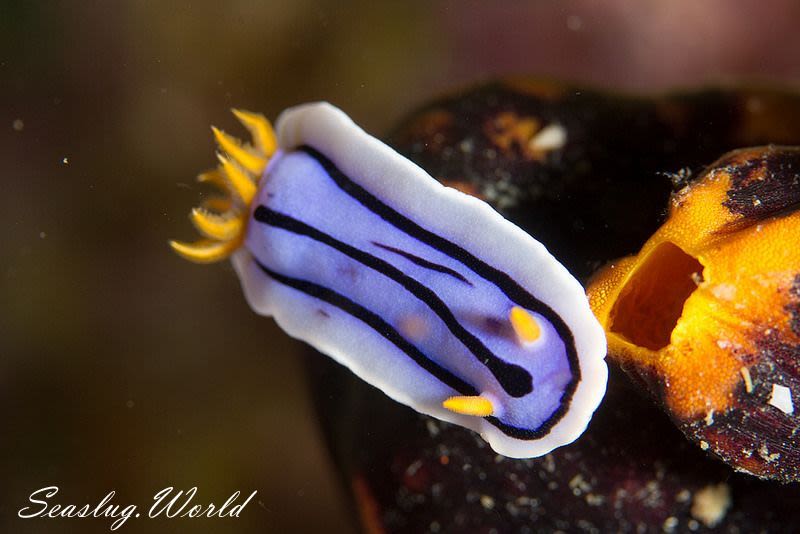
[587,149,800,420]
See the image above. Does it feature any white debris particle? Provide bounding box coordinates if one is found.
[405,460,422,477]
[691,483,731,528]
[768,383,794,414]
[711,283,736,301]
[529,123,567,153]
[39,231,47,239]
[569,474,591,496]
[585,493,604,506]
[704,410,715,426]
[758,442,781,463]
[425,420,440,437]
[12,118,24,131]
[480,495,495,510]
[663,516,679,533]
[716,339,731,349]
[125,399,135,408]
[699,440,709,451]
[740,367,753,393]
[676,489,691,503]
[505,501,520,517]
[642,480,663,508]
[62,157,69,165]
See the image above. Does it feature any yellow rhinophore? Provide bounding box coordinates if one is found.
[509,305,541,344]
[443,395,495,417]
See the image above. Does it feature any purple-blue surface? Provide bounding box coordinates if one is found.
[246,149,572,431]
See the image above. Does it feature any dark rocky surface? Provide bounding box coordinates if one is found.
[305,81,800,533]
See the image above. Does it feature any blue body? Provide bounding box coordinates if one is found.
[244,147,576,437]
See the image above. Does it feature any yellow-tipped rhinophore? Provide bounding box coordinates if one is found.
[171,110,274,264]
[443,395,495,417]
[509,306,541,344]
[232,109,277,157]
[212,126,267,175]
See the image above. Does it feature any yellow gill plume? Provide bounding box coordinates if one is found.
[170,110,276,263]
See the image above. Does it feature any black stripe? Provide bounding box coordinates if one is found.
[256,261,478,395]
[298,145,581,439]
[256,260,559,440]
[371,241,473,286]
[254,205,533,398]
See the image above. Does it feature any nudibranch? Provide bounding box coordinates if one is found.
[171,103,607,458]
[587,146,800,481]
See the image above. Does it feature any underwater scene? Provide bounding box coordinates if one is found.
[3,2,800,533]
